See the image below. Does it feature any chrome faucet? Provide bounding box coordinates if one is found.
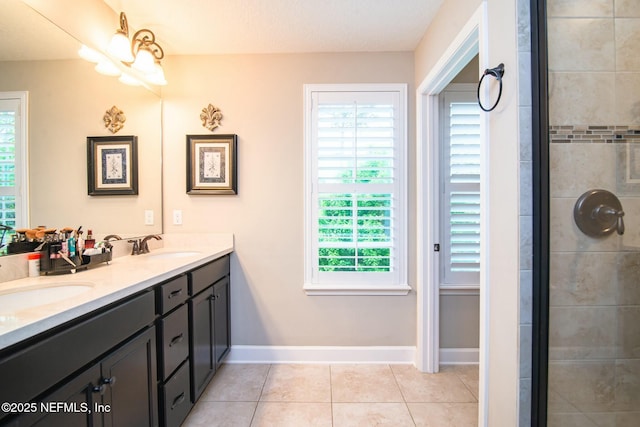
[140,234,162,254]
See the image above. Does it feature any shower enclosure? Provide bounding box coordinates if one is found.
[533,1,640,426]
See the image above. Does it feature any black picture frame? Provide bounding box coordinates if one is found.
[186,134,238,195]
[87,135,138,196]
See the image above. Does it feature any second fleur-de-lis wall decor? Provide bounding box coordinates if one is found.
[103,105,126,134]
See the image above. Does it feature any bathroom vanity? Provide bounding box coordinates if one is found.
[0,235,233,427]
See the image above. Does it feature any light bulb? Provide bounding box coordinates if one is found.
[107,31,134,63]
[147,62,167,86]
[131,47,156,74]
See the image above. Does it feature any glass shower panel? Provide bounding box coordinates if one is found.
[547,1,640,426]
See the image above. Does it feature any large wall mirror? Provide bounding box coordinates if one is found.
[0,0,163,252]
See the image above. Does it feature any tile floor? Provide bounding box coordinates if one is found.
[182,363,478,427]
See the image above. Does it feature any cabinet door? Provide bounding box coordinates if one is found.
[14,364,101,427]
[213,277,230,367]
[101,327,158,427]
[189,287,215,403]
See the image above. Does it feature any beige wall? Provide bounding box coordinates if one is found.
[162,52,417,346]
[0,59,162,237]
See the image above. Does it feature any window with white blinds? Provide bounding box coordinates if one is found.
[441,89,481,286]
[304,84,408,295]
[0,93,28,249]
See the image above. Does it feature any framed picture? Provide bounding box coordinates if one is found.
[87,135,138,196]
[186,134,238,195]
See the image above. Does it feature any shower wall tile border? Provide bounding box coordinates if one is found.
[550,125,640,144]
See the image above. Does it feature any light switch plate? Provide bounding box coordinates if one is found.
[173,209,183,225]
[144,210,154,225]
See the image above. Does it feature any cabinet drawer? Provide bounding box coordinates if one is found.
[162,361,192,427]
[189,255,229,296]
[160,304,189,380]
[158,275,188,314]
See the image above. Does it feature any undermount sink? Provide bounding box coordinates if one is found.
[145,251,201,260]
[0,282,95,312]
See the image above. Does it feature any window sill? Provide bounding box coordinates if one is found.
[303,283,411,296]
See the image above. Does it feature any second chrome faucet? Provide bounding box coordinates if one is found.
[129,234,163,255]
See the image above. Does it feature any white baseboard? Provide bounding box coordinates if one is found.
[226,345,416,364]
[439,348,479,365]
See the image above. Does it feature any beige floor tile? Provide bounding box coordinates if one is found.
[251,402,332,427]
[260,364,331,402]
[408,402,478,427]
[391,365,477,403]
[440,365,480,400]
[331,364,404,403]
[182,401,257,427]
[333,402,415,427]
[200,364,270,402]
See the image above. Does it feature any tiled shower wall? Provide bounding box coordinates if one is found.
[547,1,640,426]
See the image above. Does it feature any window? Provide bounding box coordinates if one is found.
[440,87,481,288]
[0,92,28,250]
[304,84,409,295]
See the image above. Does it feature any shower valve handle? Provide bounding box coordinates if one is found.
[593,205,625,235]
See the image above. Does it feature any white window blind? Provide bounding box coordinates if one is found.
[441,90,481,286]
[304,85,408,295]
[0,93,28,247]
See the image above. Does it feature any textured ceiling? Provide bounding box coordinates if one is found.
[103,0,444,55]
[0,0,443,61]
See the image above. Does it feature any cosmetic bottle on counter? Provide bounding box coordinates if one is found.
[85,230,95,249]
[28,253,41,277]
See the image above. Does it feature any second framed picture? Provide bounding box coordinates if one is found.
[186,134,238,195]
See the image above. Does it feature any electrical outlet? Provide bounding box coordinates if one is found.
[144,210,154,225]
[173,209,183,225]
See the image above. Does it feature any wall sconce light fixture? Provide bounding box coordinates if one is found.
[78,12,167,87]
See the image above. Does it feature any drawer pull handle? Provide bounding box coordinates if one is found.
[169,333,184,347]
[171,392,186,410]
[168,289,183,299]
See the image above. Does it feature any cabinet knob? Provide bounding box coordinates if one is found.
[102,376,117,386]
[91,384,105,395]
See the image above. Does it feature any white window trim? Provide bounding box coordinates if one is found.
[0,91,29,230]
[303,83,410,296]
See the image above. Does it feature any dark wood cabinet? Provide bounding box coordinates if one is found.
[7,327,157,427]
[156,275,192,427]
[102,327,158,427]
[188,255,231,403]
[213,278,230,368]
[189,286,215,403]
[0,253,231,427]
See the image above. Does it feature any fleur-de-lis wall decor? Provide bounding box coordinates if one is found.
[200,104,223,132]
[103,106,126,134]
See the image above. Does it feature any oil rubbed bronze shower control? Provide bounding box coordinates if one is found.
[573,189,625,237]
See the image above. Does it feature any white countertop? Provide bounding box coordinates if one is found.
[0,234,234,350]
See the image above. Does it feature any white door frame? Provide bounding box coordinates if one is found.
[415,2,489,423]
